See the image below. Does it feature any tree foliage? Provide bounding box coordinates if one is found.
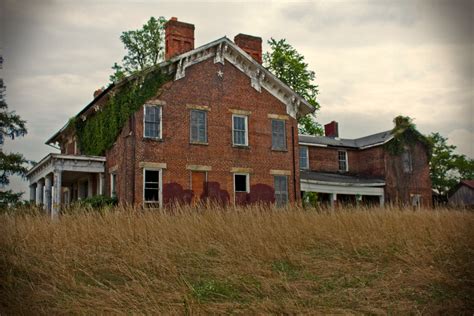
[110,17,167,83]
[263,38,322,135]
[428,132,474,196]
[0,56,29,207]
[385,115,431,157]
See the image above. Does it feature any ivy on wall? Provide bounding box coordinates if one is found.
[74,69,170,156]
[384,115,432,157]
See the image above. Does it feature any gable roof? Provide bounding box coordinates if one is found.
[460,180,474,189]
[299,130,393,149]
[47,36,315,146]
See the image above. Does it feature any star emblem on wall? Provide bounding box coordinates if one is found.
[217,70,224,78]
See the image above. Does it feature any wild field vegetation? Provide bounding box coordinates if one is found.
[1,205,472,314]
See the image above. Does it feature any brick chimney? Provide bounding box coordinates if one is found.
[324,121,339,138]
[234,34,262,64]
[165,17,195,60]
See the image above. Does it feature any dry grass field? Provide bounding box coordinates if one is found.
[1,205,473,314]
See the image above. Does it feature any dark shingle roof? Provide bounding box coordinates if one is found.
[299,130,393,149]
[300,171,385,186]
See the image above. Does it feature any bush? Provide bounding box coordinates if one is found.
[76,195,118,209]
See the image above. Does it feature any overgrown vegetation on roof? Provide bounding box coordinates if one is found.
[75,69,170,156]
[385,115,432,157]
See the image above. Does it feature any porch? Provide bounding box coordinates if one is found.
[26,154,106,218]
[300,171,385,208]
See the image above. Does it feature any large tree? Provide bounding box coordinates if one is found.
[0,56,29,207]
[264,38,322,135]
[428,132,474,196]
[110,16,167,83]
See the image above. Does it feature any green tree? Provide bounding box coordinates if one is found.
[0,56,29,207]
[264,38,322,135]
[428,132,474,196]
[110,16,167,83]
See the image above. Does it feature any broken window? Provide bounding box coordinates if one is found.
[274,175,288,206]
[232,115,248,146]
[144,169,160,205]
[144,105,161,139]
[271,119,286,150]
[234,173,249,192]
[299,146,309,169]
[190,110,207,143]
[338,150,348,172]
[402,148,413,173]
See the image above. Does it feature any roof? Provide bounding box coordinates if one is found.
[300,171,385,186]
[460,180,474,189]
[299,130,393,149]
[47,36,315,145]
[26,153,106,177]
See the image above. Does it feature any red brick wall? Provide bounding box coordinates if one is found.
[107,58,300,206]
[349,146,386,177]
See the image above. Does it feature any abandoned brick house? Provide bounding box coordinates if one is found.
[26,17,432,217]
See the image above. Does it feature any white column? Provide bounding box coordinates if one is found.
[330,193,337,209]
[379,194,385,207]
[29,184,36,202]
[52,170,62,219]
[35,180,44,205]
[44,175,52,213]
[99,173,104,196]
[87,175,93,197]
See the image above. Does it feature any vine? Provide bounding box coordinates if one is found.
[384,115,432,157]
[74,69,170,156]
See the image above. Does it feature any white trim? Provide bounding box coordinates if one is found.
[301,180,384,196]
[233,173,250,205]
[143,104,162,140]
[110,172,117,198]
[299,146,309,170]
[338,150,349,172]
[298,142,328,148]
[232,114,249,146]
[142,168,163,208]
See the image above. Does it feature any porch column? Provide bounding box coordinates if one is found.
[87,175,93,197]
[29,184,36,202]
[44,175,52,213]
[52,170,62,219]
[99,173,104,195]
[330,193,337,209]
[379,194,385,207]
[35,179,44,205]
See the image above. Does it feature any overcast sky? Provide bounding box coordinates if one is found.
[1,0,473,195]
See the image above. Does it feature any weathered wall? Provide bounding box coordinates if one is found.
[107,58,300,206]
[448,185,474,206]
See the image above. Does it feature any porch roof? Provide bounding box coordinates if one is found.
[300,171,385,187]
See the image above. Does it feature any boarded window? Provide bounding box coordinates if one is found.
[190,110,207,143]
[234,174,248,192]
[299,146,309,169]
[274,175,288,206]
[144,170,160,204]
[402,149,413,173]
[144,105,161,138]
[232,115,248,146]
[338,150,348,172]
[272,119,286,150]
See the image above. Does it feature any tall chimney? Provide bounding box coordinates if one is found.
[234,34,262,64]
[164,17,195,60]
[324,121,339,138]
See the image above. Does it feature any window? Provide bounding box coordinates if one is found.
[338,150,348,172]
[190,110,207,143]
[402,148,413,173]
[232,115,248,146]
[271,119,286,150]
[274,175,288,206]
[411,194,421,208]
[144,169,160,206]
[144,105,161,139]
[234,173,249,192]
[299,146,309,169]
[110,173,117,198]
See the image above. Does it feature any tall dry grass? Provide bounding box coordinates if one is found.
[1,204,473,314]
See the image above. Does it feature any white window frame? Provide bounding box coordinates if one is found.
[190,109,208,144]
[232,114,248,146]
[299,146,309,169]
[110,173,117,198]
[143,168,163,208]
[271,119,287,150]
[338,150,348,172]
[143,104,162,139]
[233,173,250,193]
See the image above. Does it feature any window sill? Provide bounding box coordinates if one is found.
[190,141,208,146]
[271,148,288,152]
[232,145,250,149]
[143,137,163,142]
